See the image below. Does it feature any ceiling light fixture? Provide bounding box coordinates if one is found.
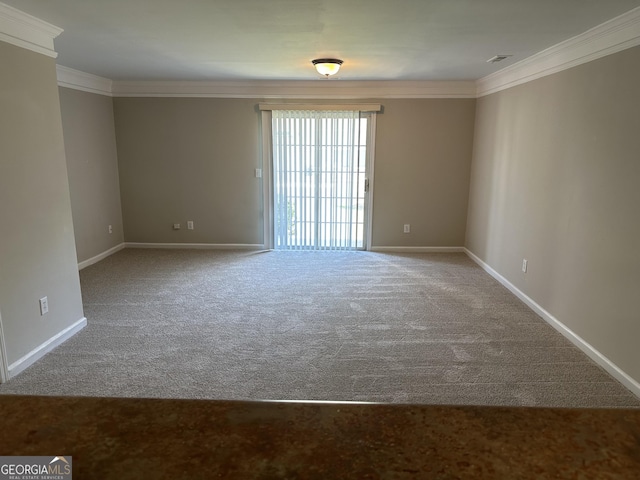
[312,58,343,77]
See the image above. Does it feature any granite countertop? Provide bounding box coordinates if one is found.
[0,395,639,479]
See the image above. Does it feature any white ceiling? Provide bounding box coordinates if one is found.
[4,0,640,81]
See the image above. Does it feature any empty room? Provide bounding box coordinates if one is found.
[1,0,639,477]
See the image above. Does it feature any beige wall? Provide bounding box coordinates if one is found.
[113,97,476,247]
[373,99,475,247]
[0,42,84,365]
[114,97,263,244]
[59,87,124,263]
[466,46,640,384]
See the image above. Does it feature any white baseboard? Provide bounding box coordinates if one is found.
[124,242,265,250]
[370,246,465,253]
[464,248,640,399]
[0,312,8,383]
[8,317,87,378]
[78,243,125,270]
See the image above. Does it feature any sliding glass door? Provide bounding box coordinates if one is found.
[271,110,371,250]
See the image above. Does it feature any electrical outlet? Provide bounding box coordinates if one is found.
[108,224,113,234]
[255,168,262,178]
[173,223,181,230]
[39,296,49,316]
[522,259,528,273]
[187,221,194,230]
[403,224,411,233]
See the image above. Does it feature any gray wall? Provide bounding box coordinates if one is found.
[59,87,124,263]
[113,97,476,247]
[466,46,640,384]
[373,99,475,247]
[114,97,263,244]
[0,42,84,365]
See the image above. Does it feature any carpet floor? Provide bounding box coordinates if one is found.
[1,249,638,407]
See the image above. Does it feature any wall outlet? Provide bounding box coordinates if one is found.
[255,168,262,178]
[403,224,411,233]
[522,259,528,273]
[187,221,194,230]
[108,224,113,234]
[39,296,49,316]
[173,223,181,230]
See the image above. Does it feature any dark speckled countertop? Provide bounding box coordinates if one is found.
[0,395,639,479]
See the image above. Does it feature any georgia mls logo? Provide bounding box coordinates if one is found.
[49,456,71,474]
[0,456,72,479]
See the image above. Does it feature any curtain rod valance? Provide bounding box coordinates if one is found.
[258,103,382,112]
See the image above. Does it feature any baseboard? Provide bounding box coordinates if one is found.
[124,243,462,253]
[0,312,8,383]
[463,248,640,399]
[8,317,87,379]
[124,242,265,250]
[370,246,465,253]
[78,243,125,270]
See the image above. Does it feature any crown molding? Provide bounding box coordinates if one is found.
[57,65,113,96]
[477,6,640,97]
[111,80,477,99]
[0,2,62,58]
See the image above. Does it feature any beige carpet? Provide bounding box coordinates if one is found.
[1,249,638,407]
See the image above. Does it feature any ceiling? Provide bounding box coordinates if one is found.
[4,0,640,81]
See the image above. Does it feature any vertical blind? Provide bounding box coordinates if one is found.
[272,110,367,250]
